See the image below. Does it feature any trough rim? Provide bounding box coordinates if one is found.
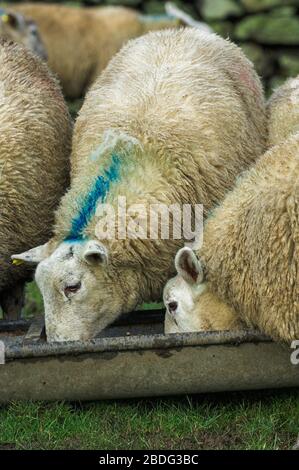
[3,328,272,361]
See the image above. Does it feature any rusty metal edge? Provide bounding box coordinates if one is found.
[4,329,272,361]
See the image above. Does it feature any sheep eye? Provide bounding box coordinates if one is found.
[168,301,178,313]
[64,282,81,297]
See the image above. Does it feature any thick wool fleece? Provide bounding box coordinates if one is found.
[12,3,181,99]
[51,28,266,307]
[268,75,299,147]
[200,134,299,342]
[0,40,72,316]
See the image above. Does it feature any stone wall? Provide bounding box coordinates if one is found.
[12,0,299,94]
[196,0,299,94]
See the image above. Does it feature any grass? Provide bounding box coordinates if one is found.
[0,391,298,450]
[0,283,298,450]
[0,4,296,451]
[23,282,43,319]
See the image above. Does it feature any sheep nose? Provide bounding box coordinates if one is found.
[168,301,178,313]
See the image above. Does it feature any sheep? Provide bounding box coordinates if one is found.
[12,3,185,99]
[0,7,46,60]
[168,134,299,342]
[0,40,72,320]
[164,78,299,339]
[201,133,299,343]
[164,247,243,334]
[13,28,266,342]
[268,75,299,147]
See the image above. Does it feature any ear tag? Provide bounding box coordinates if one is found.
[12,259,24,266]
[2,14,9,24]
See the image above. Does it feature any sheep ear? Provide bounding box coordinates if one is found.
[11,242,51,265]
[83,240,108,266]
[175,247,204,285]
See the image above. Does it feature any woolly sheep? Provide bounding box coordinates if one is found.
[12,3,187,99]
[202,134,299,343]
[0,7,46,59]
[0,40,72,319]
[13,29,266,342]
[167,135,299,342]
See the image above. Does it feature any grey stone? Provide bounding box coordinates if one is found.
[268,75,287,94]
[200,0,243,20]
[269,6,296,16]
[241,43,275,77]
[235,14,299,45]
[102,0,141,5]
[209,21,234,37]
[279,53,299,77]
[241,0,299,12]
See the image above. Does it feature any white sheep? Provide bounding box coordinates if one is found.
[0,40,72,319]
[13,28,266,341]
[164,76,299,341]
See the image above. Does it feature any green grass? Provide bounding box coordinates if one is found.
[0,391,298,450]
[1,284,297,450]
[23,282,43,319]
[67,98,84,120]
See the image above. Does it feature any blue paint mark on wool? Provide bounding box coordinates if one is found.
[65,153,121,241]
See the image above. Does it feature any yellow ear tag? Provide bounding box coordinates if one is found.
[12,259,24,266]
[2,14,10,24]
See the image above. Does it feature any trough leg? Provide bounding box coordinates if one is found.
[0,282,25,320]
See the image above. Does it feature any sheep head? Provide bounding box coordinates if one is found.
[0,10,47,60]
[12,239,140,342]
[163,247,206,334]
[164,247,242,334]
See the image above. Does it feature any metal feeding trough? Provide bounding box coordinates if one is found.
[0,310,298,402]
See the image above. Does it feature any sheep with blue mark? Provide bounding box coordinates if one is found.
[13,28,266,342]
[0,40,72,319]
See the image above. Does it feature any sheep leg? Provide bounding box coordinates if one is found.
[0,282,25,320]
